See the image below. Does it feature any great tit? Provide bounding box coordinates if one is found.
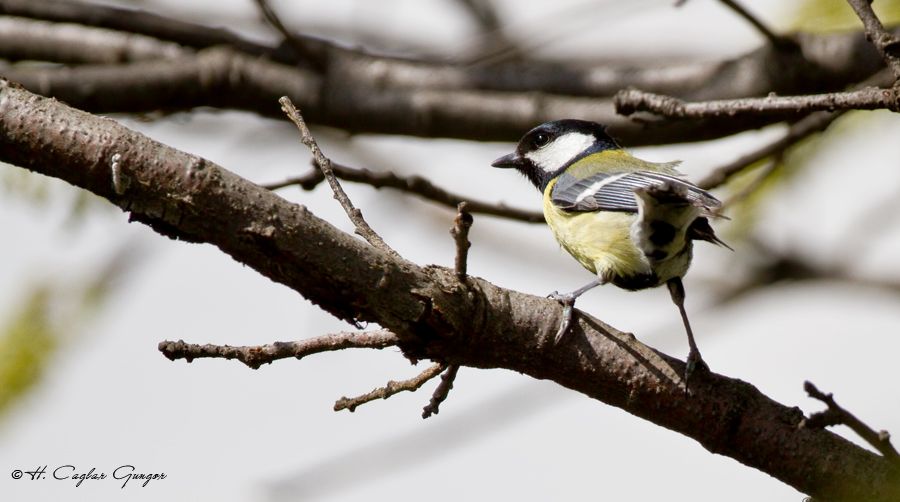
[492,119,727,378]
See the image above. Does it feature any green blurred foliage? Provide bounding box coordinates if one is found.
[787,0,900,32]
[730,0,900,238]
[719,157,781,240]
[0,246,137,421]
[722,112,864,240]
[0,287,56,417]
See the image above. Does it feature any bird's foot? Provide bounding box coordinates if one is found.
[547,291,578,344]
[684,348,709,388]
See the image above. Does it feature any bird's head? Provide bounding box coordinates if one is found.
[492,119,620,191]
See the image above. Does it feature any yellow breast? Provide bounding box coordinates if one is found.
[542,179,651,281]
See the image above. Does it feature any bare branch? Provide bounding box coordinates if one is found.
[718,0,787,48]
[262,163,545,223]
[252,0,326,71]
[279,96,400,258]
[846,0,900,81]
[3,0,899,145]
[263,167,325,191]
[802,381,900,464]
[422,364,460,418]
[615,86,900,119]
[697,69,894,190]
[713,239,900,306]
[0,16,187,64]
[456,0,505,34]
[450,203,474,279]
[719,158,779,209]
[1,0,889,103]
[334,363,445,412]
[698,110,841,190]
[0,0,312,64]
[158,330,400,369]
[454,0,522,64]
[0,47,772,145]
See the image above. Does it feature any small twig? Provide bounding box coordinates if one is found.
[801,381,900,464]
[422,364,460,419]
[334,363,446,412]
[279,96,400,258]
[252,0,326,71]
[697,69,894,190]
[718,0,788,48]
[456,0,504,34]
[158,330,400,369]
[719,157,779,209]
[698,110,841,190]
[455,0,522,64]
[615,87,900,120]
[262,163,545,223]
[262,167,325,191]
[846,0,900,82]
[450,202,474,279]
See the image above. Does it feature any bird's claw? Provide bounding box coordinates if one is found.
[684,348,708,388]
[554,303,575,343]
[547,291,575,304]
[548,292,577,343]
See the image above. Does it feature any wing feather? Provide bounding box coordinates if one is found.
[552,171,720,213]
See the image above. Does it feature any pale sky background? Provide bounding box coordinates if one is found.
[2,1,900,501]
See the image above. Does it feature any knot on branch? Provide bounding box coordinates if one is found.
[615,89,687,117]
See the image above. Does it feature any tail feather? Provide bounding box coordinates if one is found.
[688,217,733,251]
[631,183,697,262]
[632,183,730,263]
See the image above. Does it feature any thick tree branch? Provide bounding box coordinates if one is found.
[2,80,899,501]
[158,330,399,369]
[0,0,297,63]
[0,16,186,64]
[0,46,781,145]
[263,163,545,223]
[5,0,881,99]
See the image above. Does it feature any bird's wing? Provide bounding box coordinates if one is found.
[551,171,721,213]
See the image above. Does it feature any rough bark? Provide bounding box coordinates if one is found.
[2,79,898,501]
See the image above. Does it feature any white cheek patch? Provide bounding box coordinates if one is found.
[524,132,595,173]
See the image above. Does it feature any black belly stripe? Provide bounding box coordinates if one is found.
[610,272,661,291]
[648,220,676,246]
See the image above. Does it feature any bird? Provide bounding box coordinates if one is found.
[491,119,728,380]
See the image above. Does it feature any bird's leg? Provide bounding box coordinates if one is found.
[548,279,602,343]
[667,277,708,384]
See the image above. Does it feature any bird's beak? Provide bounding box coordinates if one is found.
[491,152,523,169]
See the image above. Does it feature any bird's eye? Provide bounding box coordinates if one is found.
[533,132,550,148]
